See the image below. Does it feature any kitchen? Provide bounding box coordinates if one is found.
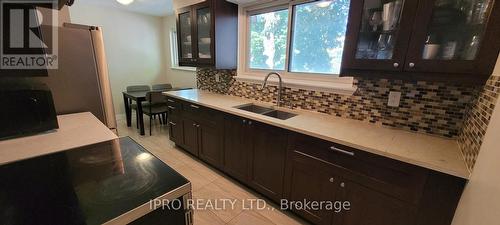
[1,0,500,225]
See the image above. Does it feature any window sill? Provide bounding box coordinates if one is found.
[234,74,357,95]
[171,66,196,72]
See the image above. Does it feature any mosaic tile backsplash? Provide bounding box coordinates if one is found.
[196,68,500,170]
[198,68,479,137]
[458,75,500,170]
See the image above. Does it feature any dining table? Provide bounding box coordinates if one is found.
[122,88,191,135]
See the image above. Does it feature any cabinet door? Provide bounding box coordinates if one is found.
[193,1,214,66]
[223,116,252,183]
[342,0,419,72]
[249,122,288,202]
[168,116,184,145]
[405,0,500,75]
[198,120,223,169]
[183,117,199,156]
[286,153,338,225]
[177,6,195,66]
[335,179,417,225]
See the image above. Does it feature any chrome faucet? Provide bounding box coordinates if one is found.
[262,72,283,107]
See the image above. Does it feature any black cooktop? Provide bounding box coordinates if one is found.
[0,137,189,225]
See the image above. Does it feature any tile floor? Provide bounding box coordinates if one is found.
[116,114,309,225]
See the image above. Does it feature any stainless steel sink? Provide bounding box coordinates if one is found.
[235,104,274,114]
[262,110,297,120]
[235,104,297,120]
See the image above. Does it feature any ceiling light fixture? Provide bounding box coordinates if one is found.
[316,0,333,8]
[116,0,134,5]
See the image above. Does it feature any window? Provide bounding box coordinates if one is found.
[249,9,289,70]
[290,1,350,74]
[245,0,350,76]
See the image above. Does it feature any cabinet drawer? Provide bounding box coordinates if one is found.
[166,97,182,116]
[288,133,428,204]
[182,102,221,125]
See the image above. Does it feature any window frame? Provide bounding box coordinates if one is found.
[239,0,353,85]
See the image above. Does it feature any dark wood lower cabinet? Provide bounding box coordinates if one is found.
[335,180,417,225]
[286,150,417,225]
[167,97,466,225]
[285,153,337,225]
[223,115,251,183]
[198,120,224,169]
[249,121,288,202]
[167,116,184,145]
[182,117,199,156]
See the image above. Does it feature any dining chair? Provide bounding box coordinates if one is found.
[152,83,173,91]
[143,91,169,135]
[126,85,151,92]
[126,85,151,129]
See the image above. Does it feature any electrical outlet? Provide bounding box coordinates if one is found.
[388,91,401,107]
[215,74,221,82]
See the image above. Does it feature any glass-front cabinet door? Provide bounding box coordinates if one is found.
[342,0,419,72]
[405,0,499,74]
[177,7,194,65]
[194,2,214,65]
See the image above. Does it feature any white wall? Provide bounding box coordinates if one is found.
[69,3,167,114]
[69,3,198,114]
[452,55,500,225]
[161,15,197,87]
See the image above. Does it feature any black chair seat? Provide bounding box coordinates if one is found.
[130,102,151,109]
[143,105,168,115]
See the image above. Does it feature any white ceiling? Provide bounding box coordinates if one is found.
[75,0,261,17]
[76,0,175,17]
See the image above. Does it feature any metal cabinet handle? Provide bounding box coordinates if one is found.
[340,182,346,188]
[196,124,200,128]
[193,123,197,126]
[242,119,246,124]
[169,122,177,126]
[168,106,176,110]
[329,178,334,183]
[409,62,415,68]
[190,104,200,109]
[330,146,355,156]
[167,99,175,103]
[248,121,253,125]
[393,63,399,68]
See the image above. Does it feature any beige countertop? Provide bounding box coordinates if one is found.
[164,89,470,179]
[0,112,118,165]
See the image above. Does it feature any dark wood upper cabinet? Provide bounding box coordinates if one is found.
[177,6,195,67]
[342,0,419,72]
[176,0,238,69]
[404,0,500,75]
[342,0,500,82]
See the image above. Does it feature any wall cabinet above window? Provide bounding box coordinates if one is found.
[176,0,238,69]
[341,0,500,83]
